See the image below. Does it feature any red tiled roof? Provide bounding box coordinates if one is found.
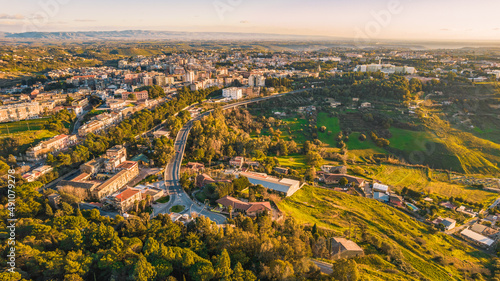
[115,188,141,202]
[216,196,271,213]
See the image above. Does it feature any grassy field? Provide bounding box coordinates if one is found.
[0,118,50,135]
[278,186,491,280]
[316,112,341,147]
[424,114,500,176]
[275,154,308,169]
[361,164,498,204]
[388,128,438,152]
[347,133,382,150]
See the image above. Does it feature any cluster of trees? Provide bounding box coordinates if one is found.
[288,60,338,72]
[186,109,300,168]
[43,109,76,134]
[265,77,293,89]
[370,131,390,148]
[0,179,336,281]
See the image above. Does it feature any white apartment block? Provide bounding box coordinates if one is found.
[222,87,243,100]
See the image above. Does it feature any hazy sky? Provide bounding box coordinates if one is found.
[1,0,499,41]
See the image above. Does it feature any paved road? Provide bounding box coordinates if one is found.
[160,90,310,224]
[310,259,333,275]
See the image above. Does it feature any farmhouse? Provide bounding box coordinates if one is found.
[331,238,364,259]
[216,196,272,217]
[320,165,347,174]
[323,174,366,187]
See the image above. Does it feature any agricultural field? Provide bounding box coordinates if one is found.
[359,164,498,204]
[278,185,492,280]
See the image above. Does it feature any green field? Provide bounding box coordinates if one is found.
[347,133,382,150]
[361,164,497,204]
[0,118,50,135]
[278,186,491,280]
[316,112,341,147]
[275,154,308,169]
[388,128,438,152]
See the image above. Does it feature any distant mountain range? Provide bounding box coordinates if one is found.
[0,30,336,41]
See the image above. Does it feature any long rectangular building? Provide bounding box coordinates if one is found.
[239,172,301,197]
[0,102,40,123]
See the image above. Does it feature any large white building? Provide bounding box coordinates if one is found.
[355,64,416,75]
[222,87,243,100]
[239,172,302,197]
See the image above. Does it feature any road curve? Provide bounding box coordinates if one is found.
[161,89,310,224]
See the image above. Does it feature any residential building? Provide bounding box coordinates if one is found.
[48,193,61,209]
[331,238,364,259]
[320,165,347,174]
[186,162,205,172]
[26,134,78,161]
[185,71,195,83]
[323,174,366,187]
[216,196,272,217]
[80,158,105,176]
[222,87,243,100]
[107,99,128,110]
[248,74,266,87]
[229,156,245,168]
[389,193,404,207]
[373,192,389,202]
[0,102,40,123]
[433,217,456,230]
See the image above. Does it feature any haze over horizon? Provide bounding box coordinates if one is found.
[1,0,499,42]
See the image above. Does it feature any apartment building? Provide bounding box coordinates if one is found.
[0,102,40,123]
[222,87,243,100]
[26,134,78,161]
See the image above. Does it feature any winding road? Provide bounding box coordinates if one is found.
[157,89,309,224]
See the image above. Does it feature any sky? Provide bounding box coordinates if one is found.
[0,0,499,41]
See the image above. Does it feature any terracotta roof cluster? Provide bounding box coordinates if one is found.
[216,196,272,214]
